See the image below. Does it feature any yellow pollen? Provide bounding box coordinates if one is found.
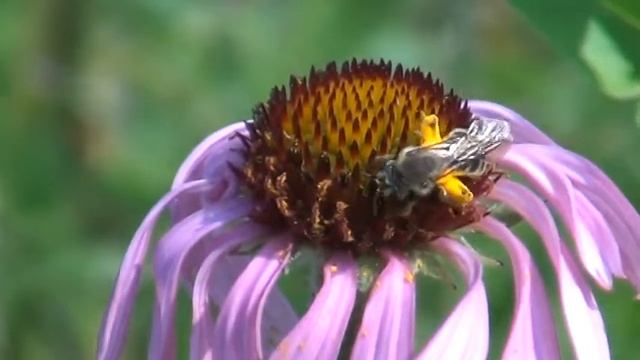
[404,270,415,283]
[419,112,474,206]
[373,280,382,292]
[437,174,474,205]
[419,112,443,146]
[277,340,290,359]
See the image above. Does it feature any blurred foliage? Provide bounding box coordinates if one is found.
[1,0,639,359]
[508,0,640,124]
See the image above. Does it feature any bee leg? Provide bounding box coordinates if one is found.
[436,174,474,205]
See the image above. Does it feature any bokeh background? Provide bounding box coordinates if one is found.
[2,0,639,358]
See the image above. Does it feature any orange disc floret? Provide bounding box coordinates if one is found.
[237,59,496,255]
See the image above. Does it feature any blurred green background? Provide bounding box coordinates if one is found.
[1,0,639,359]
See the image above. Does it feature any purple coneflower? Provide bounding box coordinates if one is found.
[98,59,640,360]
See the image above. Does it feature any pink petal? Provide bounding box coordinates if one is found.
[588,193,640,292]
[190,251,298,359]
[473,217,560,360]
[517,144,640,288]
[271,253,358,360]
[213,236,293,360]
[350,253,416,360]
[562,154,640,242]
[167,122,300,354]
[170,122,247,222]
[260,288,300,357]
[97,180,210,360]
[495,145,614,289]
[468,100,555,145]
[172,122,246,188]
[520,141,639,230]
[168,123,299,356]
[471,99,638,289]
[148,200,252,359]
[573,191,622,277]
[416,238,489,360]
[489,179,611,360]
[189,225,273,360]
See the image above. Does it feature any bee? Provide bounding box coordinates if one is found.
[376,114,512,208]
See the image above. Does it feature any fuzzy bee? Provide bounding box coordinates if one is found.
[376,114,512,207]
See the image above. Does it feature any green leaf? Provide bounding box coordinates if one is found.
[603,0,640,30]
[509,0,640,101]
[579,19,640,99]
[508,0,597,53]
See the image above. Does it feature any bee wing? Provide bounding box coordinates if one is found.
[449,157,492,177]
[452,116,511,161]
[467,116,512,147]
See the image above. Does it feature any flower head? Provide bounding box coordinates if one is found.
[98,59,640,360]
[239,59,494,255]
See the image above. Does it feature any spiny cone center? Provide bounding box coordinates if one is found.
[237,59,495,255]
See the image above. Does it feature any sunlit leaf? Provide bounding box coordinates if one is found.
[509,0,640,102]
[580,19,640,99]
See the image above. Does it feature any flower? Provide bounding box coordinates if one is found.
[97,59,640,360]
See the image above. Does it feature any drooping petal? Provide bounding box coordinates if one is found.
[271,253,358,360]
[149,200,252,359]
[171,122,247,222]
[416,237,489,360]
[582,188,639,257]
[490,179,611,360]
[554,149,640,241]
[350,254,416,360]
[468,100,555,145]
[470,100,639,287]
[259,280,300,357]
[213,236,293,360]
[97,180,210,360]
[512,143,640,288]
[473,217,560,360]
[167,122,300,355]
[171,124,300,341]
[526,144,640,291]
[587,192,640,292]
[495,145,614,289]
[573,191,622,277]
[190,251,298,360]
[514,143,638,246]
[172,122,247,188]
[189,225,273,360]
